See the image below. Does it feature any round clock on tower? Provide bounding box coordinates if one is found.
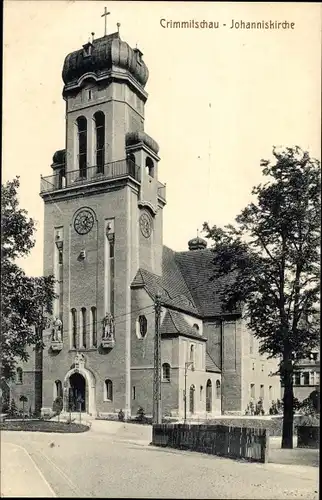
[74,209,95,235]
[139,211,153,238]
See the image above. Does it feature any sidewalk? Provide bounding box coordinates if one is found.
[1,442,56,497]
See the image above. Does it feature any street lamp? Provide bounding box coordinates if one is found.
[184,361,193,424]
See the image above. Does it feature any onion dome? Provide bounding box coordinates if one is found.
[62,32,149,89]
[188,236,207,251]
[52,149,66,165]
[126,131,159,155]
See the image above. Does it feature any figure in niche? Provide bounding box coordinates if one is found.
[102,312,115,339]
[52,317,63,342]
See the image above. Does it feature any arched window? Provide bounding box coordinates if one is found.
[206,379,212,412]
[193,323,200,334]
[81,308,87,348]
[71,308,77,348]
[16,367,23,385]
[91,307,97,347]
[55,380,63,399]
[216,380,221,399]
[104,379,113,401]
[145,157,154,178]
[190,344,195,366]
[76,116,87,178]
[189,385,195,414]
[137,315,147,339]
[127,153,136,178]
[200,385,203,401]
[162,363,171,382]
[94,111,105,174]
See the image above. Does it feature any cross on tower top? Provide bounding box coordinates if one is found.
[101,7,111,36]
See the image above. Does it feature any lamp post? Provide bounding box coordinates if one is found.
[184,361,193,424]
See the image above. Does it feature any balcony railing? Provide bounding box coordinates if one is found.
[40,159,140,194]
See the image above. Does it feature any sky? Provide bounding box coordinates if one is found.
[3,1,321,277]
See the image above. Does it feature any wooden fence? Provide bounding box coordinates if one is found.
[152,424,269,463]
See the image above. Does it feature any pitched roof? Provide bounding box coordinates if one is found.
[174,249,236,317]
[160,309,207,341]
[131,245,237,318]
[206,351,221,373]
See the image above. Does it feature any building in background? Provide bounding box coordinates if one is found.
[7,27,280,419]
[292,350,320,402]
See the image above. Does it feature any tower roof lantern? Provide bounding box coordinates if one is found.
[62,32,149,89]
[188,236,207,251]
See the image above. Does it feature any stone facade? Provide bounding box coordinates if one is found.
[11,30,280,419]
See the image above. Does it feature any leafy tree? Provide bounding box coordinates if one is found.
[1,177,55,380]
[203,146,320,448]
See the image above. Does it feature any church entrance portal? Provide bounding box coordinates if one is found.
[68,372,86,412]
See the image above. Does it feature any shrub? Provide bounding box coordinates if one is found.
[254,399,265,416]
[135,406,146,423]
[297,414,320,427]
[245,401,255,416]
[52,397,63,419]
[300,390,320,416]
[269,400,279,415]
[8,399,18,417]
[118,409,125,421]
[1,401,9,414]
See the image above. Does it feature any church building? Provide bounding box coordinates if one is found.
[10,27,280,419]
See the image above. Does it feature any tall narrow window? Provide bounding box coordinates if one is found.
[94,111,105,174]
[132,386,136,400]
[127,153,136,178]
[109,235,115,316]
[250,383,255,399]
[105,379,113,401]
[91,307,97,347]
[77,116,87,178]
[269,385,272,400]
[81,308,87,348]
[216,380,221,399]
[145,157,154,178]
[189,345,195,363]
[55,380,63,399]
[303,372,310,385]
[206,379,212,412]
[260,384,264,399]
[71,308,77,348]
[162,363,171,382]
[16,367,23,385]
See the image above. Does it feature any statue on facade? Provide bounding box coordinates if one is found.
[52,317,63,342]
[102,312,115,339]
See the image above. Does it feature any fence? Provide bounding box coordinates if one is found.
[152,423,269,463]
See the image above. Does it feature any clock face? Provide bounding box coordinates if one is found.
[74,209,95,235]
[139,212,152,238]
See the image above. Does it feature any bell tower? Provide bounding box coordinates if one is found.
[39,25,166,418]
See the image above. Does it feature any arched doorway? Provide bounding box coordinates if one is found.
[69,372,86,412]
